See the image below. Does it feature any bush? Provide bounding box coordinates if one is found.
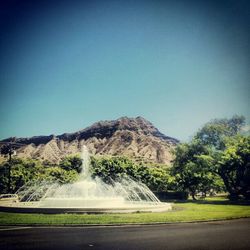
[59,155,82,173]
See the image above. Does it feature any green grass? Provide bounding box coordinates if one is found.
[0,197,249,225]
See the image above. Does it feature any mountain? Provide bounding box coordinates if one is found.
[1,117,179,164]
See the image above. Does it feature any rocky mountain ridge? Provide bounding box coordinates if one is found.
[1,117,179,164]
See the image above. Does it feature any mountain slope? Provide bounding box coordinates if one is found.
[1,117,179,164]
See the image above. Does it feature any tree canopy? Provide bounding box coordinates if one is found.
[173,115,249,200]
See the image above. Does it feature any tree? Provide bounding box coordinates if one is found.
[216,135,250,200]
[0,157,81,193]
[195,116,249,200]
[171,141,221,199]
[59,155,82,173]
[174,115,249,200]
[195,115,245,150]
[0,162,9,193]
[44,167,78,184]
[0,144,15,192]
[91,156,138,183]
[91,156,173,192]
[0,158,40,193]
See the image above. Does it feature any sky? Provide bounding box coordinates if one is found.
[0,0,249,141]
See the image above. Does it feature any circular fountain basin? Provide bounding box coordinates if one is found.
[39,197,126,208]
[0,200,171,214]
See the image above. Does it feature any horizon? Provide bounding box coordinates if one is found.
[0,0,249,141]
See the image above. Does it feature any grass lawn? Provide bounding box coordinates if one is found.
[0,197,249,225]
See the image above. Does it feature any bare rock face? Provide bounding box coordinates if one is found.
[1,117,179,164]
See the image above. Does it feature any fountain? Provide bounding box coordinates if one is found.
[0,146,171,213]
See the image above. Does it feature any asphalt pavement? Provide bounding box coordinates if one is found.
[0,219,250,250]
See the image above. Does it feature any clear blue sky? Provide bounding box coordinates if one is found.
[0,0,249,141]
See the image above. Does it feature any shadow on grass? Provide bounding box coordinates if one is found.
[164,199,250,206]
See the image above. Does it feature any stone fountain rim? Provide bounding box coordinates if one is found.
[0,202,172,214]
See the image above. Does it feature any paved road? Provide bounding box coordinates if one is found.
[0,219,250,250]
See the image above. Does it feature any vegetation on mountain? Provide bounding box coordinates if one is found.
[0,117,178,164]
